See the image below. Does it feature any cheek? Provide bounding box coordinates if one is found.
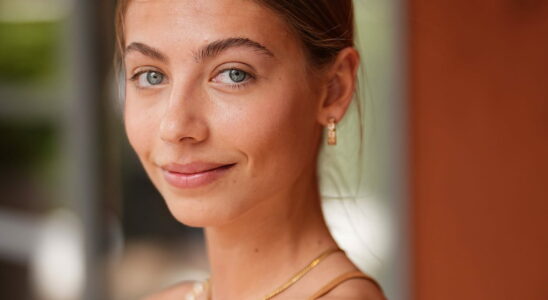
[231,82,319,188]
[123,93,158,161]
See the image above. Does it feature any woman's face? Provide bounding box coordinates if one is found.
[123,0,324,226]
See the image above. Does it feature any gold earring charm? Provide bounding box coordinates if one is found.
[327,117,337,145]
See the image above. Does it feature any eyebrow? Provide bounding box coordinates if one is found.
[126,42,168,63]
[194,37,275,62]
[125,37,274,63]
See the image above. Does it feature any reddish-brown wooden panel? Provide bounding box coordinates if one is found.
[409,1,548,299]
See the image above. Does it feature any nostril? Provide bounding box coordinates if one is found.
[159,115,209,144]
[179,136,199,143]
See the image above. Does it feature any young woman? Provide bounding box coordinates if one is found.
[116,0,386,299]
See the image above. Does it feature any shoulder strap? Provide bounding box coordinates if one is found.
[308,270,384,300]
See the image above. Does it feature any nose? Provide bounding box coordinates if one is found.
[159,85,209,144]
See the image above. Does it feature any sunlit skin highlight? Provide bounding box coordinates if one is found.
[122,0,379,299]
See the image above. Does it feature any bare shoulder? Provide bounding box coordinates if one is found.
[141,281,195,300]
[318,278,386,300]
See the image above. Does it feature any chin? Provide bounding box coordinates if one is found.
[171,213,218,228]
[161,192,245,228]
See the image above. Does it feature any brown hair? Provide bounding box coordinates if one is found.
[115,0,355,69]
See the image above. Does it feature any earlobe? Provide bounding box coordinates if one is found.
[317,47,360,126]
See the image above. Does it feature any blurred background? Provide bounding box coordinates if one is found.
[0,0,547,300]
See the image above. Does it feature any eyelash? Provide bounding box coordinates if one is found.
[212,68,255,89]
[128,68,255,90]
[210,66,256,90]
[128,69,165,87]
[129,71,144,81]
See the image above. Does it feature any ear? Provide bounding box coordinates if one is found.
[316,47,360,126]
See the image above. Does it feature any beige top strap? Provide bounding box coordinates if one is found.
[308,270,384,300]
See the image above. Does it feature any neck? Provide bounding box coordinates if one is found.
[204,170,337,300]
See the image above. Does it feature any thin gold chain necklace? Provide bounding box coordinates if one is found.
[190,247,342,300]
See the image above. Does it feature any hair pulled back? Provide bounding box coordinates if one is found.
[115,0,355,69]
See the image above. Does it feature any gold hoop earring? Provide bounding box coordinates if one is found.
[327,117,337,145]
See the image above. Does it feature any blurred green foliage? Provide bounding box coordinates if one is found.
[0,21,62,83]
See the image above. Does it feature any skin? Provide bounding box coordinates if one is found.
[123,0,382,299]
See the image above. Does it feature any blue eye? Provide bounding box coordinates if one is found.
[213,68,252,85]
[228,69,246,82]
[133,70,165,87]
[146,71,164,85]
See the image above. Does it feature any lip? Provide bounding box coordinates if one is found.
[161,162,236,189]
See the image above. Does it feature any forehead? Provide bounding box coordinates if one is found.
[124,0,300,59]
